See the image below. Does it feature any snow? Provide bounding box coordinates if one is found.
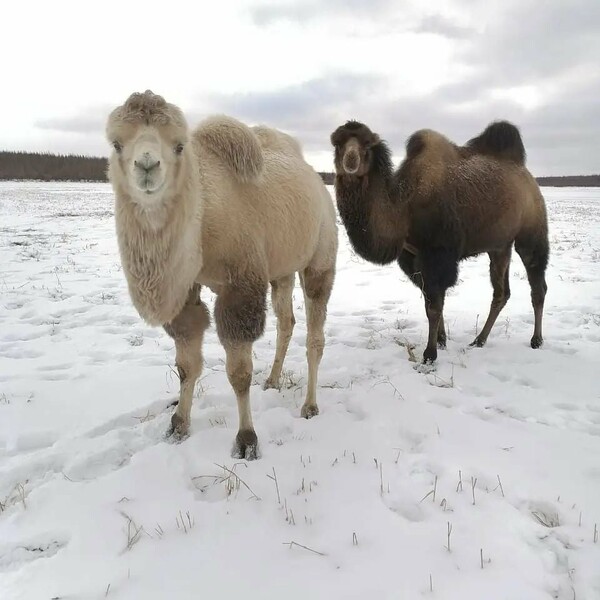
[1,181,599,599]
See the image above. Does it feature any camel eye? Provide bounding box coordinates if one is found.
[113,141,122,153]
[175,143,184,155]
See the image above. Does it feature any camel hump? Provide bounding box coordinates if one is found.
[406,130,458,162]
[466,120,526,165]
[194,115,264,182]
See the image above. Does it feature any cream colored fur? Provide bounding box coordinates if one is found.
[106,90,337,458]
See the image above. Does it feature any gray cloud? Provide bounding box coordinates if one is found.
[200,68,599,175]
[35,112,109,134]
[414,14,472,39]
[459,0,600,85]
[249,0,395,26]
[199,73,381,149]
[33,0,600,175]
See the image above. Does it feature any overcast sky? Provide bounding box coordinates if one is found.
[2,0,598,175]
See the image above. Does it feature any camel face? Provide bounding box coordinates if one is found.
[109,124,185,205]
[330,121,380,178]
[106,90,188,207]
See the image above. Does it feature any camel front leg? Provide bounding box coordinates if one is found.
[214,275,267,460]
[223,340,258,460]
[164,285,210,438]
[423,290,445,363]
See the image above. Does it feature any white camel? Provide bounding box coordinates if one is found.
[106,90,338,459]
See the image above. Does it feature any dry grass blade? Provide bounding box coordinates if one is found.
[283,541,326,556]
[120,512,146,552]
[531,510,560,528]
[371,377,405,400]
[445,521,453,552]
[192,463,261,501]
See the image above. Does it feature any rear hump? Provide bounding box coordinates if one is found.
[466,120,526,165]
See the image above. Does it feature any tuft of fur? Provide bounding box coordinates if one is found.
[466,120,526,165]
[109,89,187,129]
[194,115,264,183]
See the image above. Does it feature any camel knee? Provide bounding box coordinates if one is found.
[164,301,210,342]
[531,288,546,307]
[302,267,335,303]
[215,279,267,343]
[227,365,252,395]
[493,288,510,307]
[307,333,325,358]
[224,342,253,394]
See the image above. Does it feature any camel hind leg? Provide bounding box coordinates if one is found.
[299,266,335,418]
[471,245,512,347]
[264,274,296,390]
[515,234,548,348]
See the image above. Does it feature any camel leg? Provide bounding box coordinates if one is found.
[299,266,335,418]
[223,340,258,460]
[423,289,446,363]
[398,249,447,349]
[264,274,296,390]
[420,250,458,363]
[437,313,447,348]
[164,285,210,438]
[471,246,512,347]
[214,275,267,460]
[515,237,549,348]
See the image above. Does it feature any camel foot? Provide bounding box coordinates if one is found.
[530,335,543,349]
[263,377,280,391]
[167,413,189,441]
[232,429,259,461]
[422,346,438,364]
[301,403,319,419]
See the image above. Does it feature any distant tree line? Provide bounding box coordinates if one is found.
[0,151,598,187]
[0,151,107,181]
[535,175,600,187]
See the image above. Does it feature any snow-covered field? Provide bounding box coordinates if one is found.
[0,181,599,599]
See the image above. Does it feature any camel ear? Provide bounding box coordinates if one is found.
[369,134,380,148]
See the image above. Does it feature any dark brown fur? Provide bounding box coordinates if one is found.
[214,276,268,343]
[331,120,549,362]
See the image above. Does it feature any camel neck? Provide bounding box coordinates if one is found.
[334,167,407,265]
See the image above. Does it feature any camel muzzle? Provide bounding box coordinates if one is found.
[342,150,360,174]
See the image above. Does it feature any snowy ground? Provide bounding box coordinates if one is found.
[0,181,599,600]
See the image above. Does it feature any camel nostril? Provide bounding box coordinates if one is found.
[135,158,160,173]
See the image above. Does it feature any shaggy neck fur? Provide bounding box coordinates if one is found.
[335,141,407,265]
[112,149,203,326]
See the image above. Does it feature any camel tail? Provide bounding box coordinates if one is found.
[466,120,526,165]
[194,115,264,182]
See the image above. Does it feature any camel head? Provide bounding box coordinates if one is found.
[106,90,190,206]
[330,121,380,177]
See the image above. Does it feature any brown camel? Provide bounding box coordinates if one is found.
[331,119,549,363]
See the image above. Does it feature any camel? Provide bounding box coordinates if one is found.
[106,90,337,460]
[331,119,548,363]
